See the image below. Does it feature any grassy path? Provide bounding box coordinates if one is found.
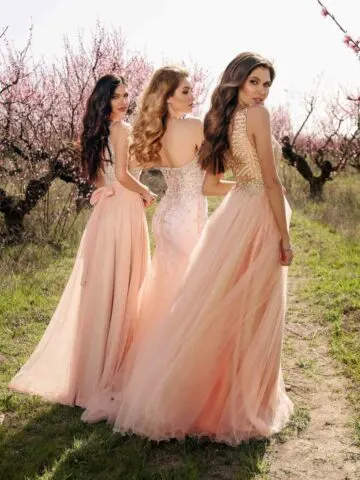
[266,213,360,479]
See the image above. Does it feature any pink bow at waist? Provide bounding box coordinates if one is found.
[90,185,115,206]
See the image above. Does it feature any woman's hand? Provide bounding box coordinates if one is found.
[280,239,294,266]
[142,189,157,207]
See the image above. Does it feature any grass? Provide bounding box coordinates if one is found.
[274,407,311,444]
[0,411,270,479]
[1,175,360,478]
[280,166,360,239]
[289,209,360,443]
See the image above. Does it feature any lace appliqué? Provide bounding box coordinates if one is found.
[152,158,208,274]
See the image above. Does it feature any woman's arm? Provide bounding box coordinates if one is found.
[188,117,236,196]
[202,172,236,196]
[247,105,293,266]
[111,122,156,204]
[95,168,106,188]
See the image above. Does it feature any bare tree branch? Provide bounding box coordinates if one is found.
[0,27,33,96]
[317,1,360,59]
[292,95,316,146]
[0,26,8,40]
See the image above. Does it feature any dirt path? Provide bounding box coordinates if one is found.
[266,277,360,480]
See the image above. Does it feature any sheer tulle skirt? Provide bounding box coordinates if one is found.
[9,183,150,408]
[108,185,293,445]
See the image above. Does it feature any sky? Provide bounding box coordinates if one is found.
[1,0,359,130]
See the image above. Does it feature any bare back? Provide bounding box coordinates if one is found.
[158,117,203,168]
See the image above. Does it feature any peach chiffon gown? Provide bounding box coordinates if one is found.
[8,145,150,408]
[110,107,293,445]
[81,157,208,422]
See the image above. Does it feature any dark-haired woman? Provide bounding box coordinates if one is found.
[111,53,294,445]
[9,75,156,408]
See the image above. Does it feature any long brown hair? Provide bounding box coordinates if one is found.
[198,52,275,174]
[129,66,188,167]
[81,74,126,182]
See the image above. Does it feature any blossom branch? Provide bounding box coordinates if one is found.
[317,0,360,57]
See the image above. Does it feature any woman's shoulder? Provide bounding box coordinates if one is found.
[246,104,270,123]
[181,116,203,145]
[183,114,202,123]
[177,115,203,129]
[111,120,132,136]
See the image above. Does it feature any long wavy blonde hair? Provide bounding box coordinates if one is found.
[130,66,189,167]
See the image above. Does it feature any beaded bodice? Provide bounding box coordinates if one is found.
[227,108,282,188]
[158,157,205,199]
[152,156,208,275]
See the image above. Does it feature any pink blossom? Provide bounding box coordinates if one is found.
[321,7,329,17]
[343,35,352,46]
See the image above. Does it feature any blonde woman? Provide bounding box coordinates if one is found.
[129,66,234,335]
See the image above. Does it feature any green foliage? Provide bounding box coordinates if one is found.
[280,166,360,239]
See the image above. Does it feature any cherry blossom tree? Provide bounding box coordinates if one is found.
[270,105,292,141]
[0,23,209,243]
[277,91,360,199]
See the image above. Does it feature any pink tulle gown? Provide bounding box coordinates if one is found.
[8,157,150,408]
[137,158,208,335]
[110,107,293,445]
[81,157,208,422]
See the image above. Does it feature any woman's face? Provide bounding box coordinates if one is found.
[167,78,195,116]
[238,66,272,107]
[110,84,130,120]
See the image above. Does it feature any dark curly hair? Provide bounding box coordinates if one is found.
[80,74,126,182]
[198,52,275,174]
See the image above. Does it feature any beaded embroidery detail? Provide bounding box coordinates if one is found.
[152,158,208,273]
[227,108,282,195]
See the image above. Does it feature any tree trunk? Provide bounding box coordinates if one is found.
[309,177,326,201]
[281,140,332,202]
[0,153,91,242]
[3,209,26,241]
[0,189,25,242]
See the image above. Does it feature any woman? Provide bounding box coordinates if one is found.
[81,66,234,423]
[131,65,234,334]
[9,74,156,408]
[110,53,294,445]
